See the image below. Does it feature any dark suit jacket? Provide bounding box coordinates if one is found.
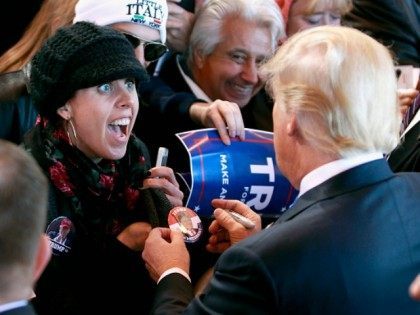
[388,120,420,172]
[152,159,420,314]
[1,304,37,315]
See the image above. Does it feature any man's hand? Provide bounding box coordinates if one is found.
[142,227,190,282]
[409,274,420,301]
[190,100,245,145]
[166,0,195,52]
[206,199,261,253]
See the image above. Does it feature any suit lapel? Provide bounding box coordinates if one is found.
[276,159,394,224]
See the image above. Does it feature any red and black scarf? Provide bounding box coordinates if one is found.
[23,118,170,241]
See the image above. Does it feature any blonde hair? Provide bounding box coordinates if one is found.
[262,26,400,157]
[301,0,353,16]
[0,0,77,73]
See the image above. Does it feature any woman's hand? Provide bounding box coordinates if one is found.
[117,221,152,251]
[143,166,184,206]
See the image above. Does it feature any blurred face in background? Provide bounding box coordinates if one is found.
[286,0,343,36]
[112,22,167,68]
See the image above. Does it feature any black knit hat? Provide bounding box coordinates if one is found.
[30,21,148,121]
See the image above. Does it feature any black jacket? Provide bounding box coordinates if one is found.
[343,0,420,66]
[0,70,37,143]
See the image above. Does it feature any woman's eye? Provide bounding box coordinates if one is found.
[305,14,322,25]
[98,83,112,93]
[330,13,341,21]
[125,79,136,90]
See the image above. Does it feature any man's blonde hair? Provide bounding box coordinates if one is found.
[262,25,400,157]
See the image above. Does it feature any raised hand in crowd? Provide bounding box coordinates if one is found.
[398,88,419,116]
[189,100,245,145]
[166,0,196,52]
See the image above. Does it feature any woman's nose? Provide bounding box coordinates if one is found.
[116,84,137,108]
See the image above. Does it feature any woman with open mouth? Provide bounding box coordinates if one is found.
[22,21,184,315]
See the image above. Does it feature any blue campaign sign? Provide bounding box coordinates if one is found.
[175,128,298,218]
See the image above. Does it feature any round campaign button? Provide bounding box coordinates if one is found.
[46,216,74,256]
[168,206,203,243]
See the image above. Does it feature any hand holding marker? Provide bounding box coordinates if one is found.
[227,211,255,229]
[155,147,169,167]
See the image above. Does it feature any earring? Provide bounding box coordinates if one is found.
[66,119,78,147]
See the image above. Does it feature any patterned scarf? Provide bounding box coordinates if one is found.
[23,118,169,242]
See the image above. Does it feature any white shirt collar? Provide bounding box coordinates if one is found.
[176,55,212,103]
[0,300,28,313]
[298,152,383,198]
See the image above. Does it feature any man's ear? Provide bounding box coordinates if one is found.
[33,234,52,282]
[56,103,72,120]
[286,113,298,136]
[193,49,205,69]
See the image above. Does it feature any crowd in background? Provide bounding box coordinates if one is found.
[0,0,419,314]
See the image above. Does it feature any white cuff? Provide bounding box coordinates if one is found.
[158,267,191,284]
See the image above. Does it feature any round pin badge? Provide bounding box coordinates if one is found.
[46,216,74,256]
[168,206,202,243]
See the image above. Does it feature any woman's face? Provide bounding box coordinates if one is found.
[286,0,342,36]
[67,78,139,161]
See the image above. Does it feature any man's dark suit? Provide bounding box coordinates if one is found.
[151,159,420,314]
[1,304,37,315]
